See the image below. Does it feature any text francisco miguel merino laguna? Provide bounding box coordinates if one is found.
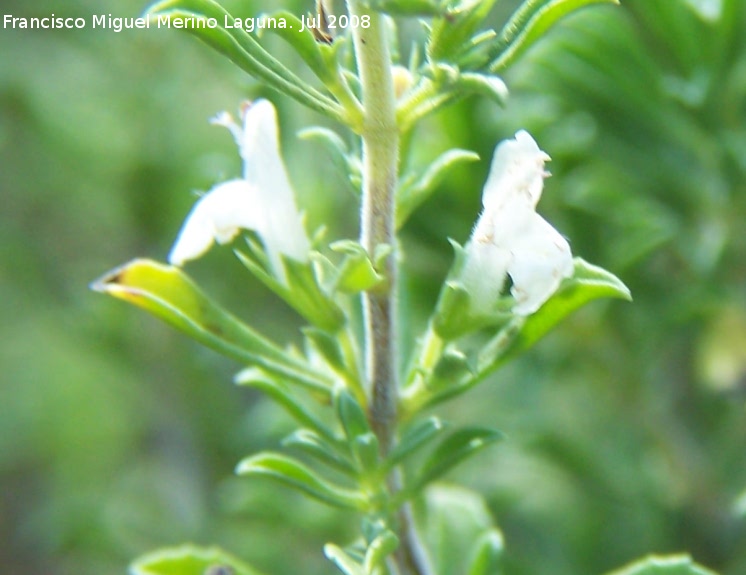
[3,12,369,33]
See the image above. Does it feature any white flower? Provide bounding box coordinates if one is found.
[462,130,573,316]
[168,99,310,281]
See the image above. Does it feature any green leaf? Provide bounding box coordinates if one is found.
[335,387,372,442]
[324,544,364,575]
[330,241,390,294]
[466,530,504,575]
[417,484,503,575]
[457,73,509,107]
[234,368,335,440]
[282,429,357,476]
[367,0,446,16]
[130,544,263,575]
[428,348,474,392]
[404,427,504,497]
[363,530,400,574]
[145,0,341,118]
[477,258,630,374]
[397,150,480,229]
[236,452,367,510]
[352,432,380,475]
[427,0,500,63]
[304,327,347,374]
[298,128,362,196]
[235,250,346,332]
[490,0,620,72]
[256,10,338,84]
[605,555,719,575]
[385,416,446,469]
[91,259,330,393]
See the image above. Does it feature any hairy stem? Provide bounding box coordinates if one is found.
[345,3,433,575]
[346,2,399,458]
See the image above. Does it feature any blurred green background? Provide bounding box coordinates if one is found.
[1,0,745,574]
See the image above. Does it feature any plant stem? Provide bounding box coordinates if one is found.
[345,4,433,575]
[346,2,399,458]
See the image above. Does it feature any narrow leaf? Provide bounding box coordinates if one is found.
[386,416,446,469]
[282,429,357,476]
[419,484,502,575]
[605,554,719,575]
[368,0,445,16]
[363,531,400,574]
[397,150,480,229]
[130,544,263,575]
[405,428,504,497]
[91,259,330,393]
[146,0,341,118]
[330,241,389,294]
[490,0,620,72]
[235,250,345,332]
[428,0,499,62]
[298,128,361,196]
[236,452,367,510]
[335,387,372,442]
[256,10,337,84]
[304,327,347,374]
[234,368,335,440]
[466,529,504,575]
[458,73,509,107]
[324,544,365,575]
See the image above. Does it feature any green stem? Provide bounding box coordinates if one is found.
[346,1,399,459]
[345,4,432,575]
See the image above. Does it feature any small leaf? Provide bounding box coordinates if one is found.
[457,73,509,107]
[386,416,446,469]
[352,432,381,475]
[330,241,390,294]
[367,0,446,16]
[234,368,335,440]
[145,0,341,118]
[130,544,263,575]
[397,150,480,229]
[257,10,338,84]
[427,0,500,63]
[363,531,400,574]
[235,250,345,332]
[298,127,361,196]
[429,349,473,392]
[335,387,372,442]
[91,259,330,393]
[418,484,503,575]
[605,555,719,575]
[324,544,364,575]
[236,452,367,510]
[490,0,620,72]
[304,327,347,374]
[466,529,504,575]
[405,428,504,497]
[282,429,357,476]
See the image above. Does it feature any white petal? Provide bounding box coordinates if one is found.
[462,232,511,315]
[168,180,260,266]
[239,100,310,265]
[506,213,573,315]
[482,129,551,212]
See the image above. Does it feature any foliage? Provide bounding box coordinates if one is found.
[1,0,745,575]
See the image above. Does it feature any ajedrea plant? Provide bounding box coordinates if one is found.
[92,0,719,574]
